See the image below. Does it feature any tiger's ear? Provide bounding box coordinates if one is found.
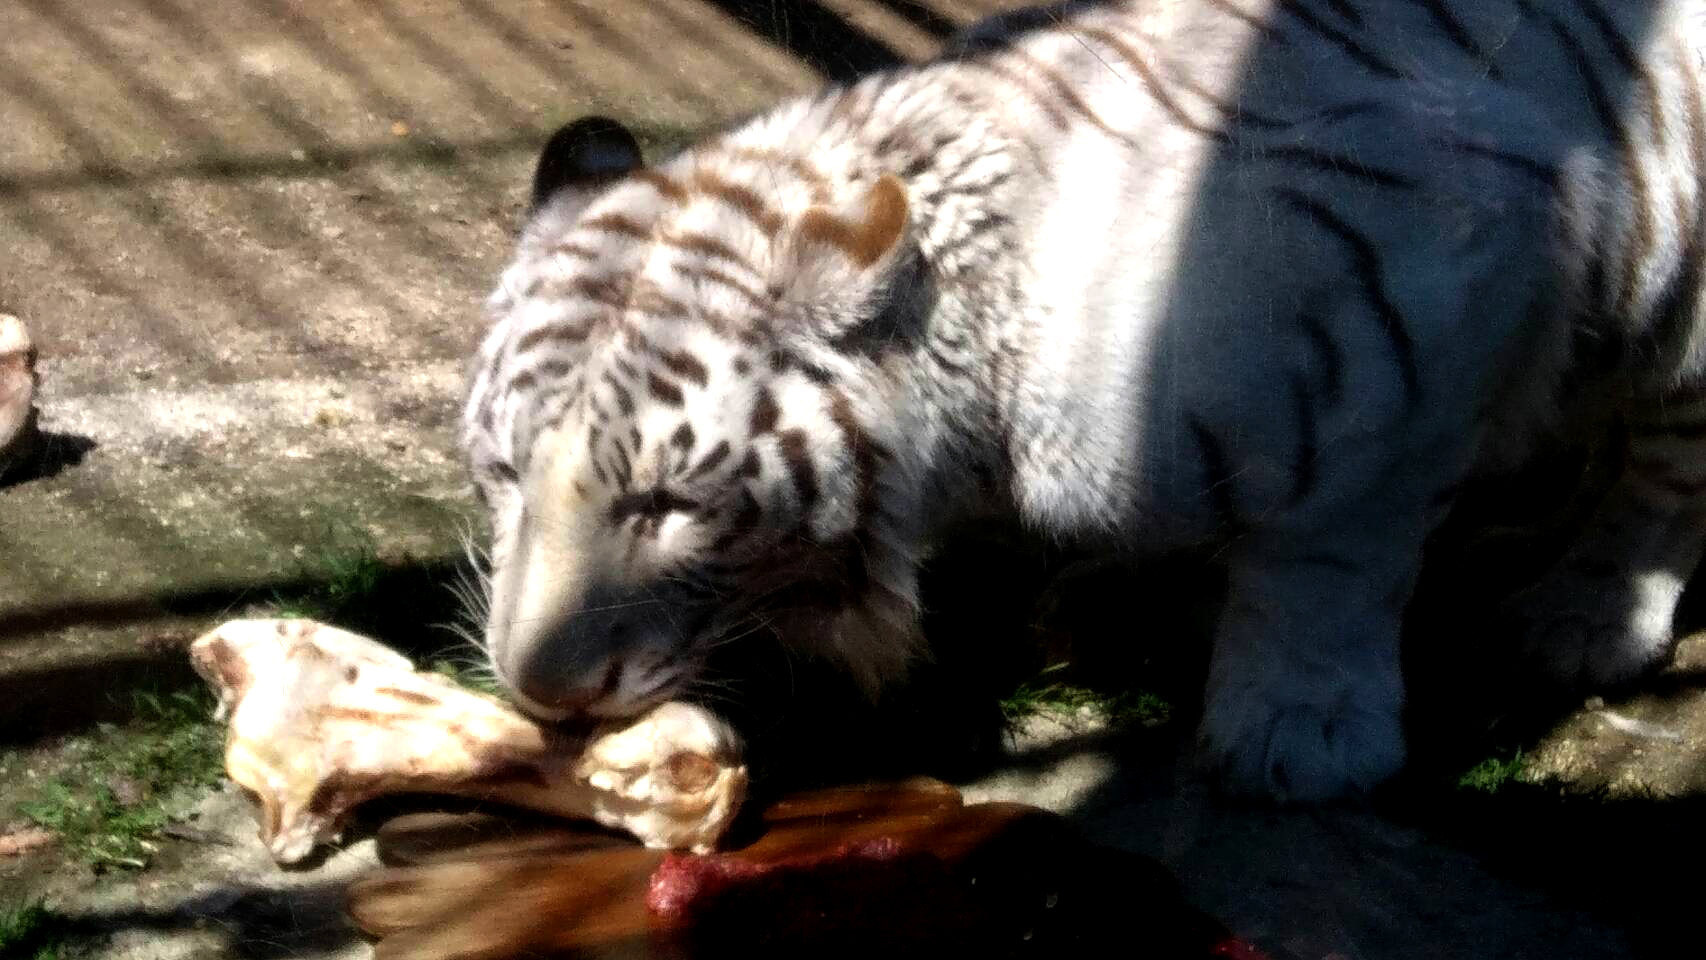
[529,116,644,212]
[780,174,912,305]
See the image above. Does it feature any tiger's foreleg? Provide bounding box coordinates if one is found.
[1507,390,1706,687]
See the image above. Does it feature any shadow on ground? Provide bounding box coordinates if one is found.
[0,432,97,489]
[0,554,477,744]
[700,0,921,80]
[11,879,366,960]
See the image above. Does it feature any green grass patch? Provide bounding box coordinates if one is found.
[426,657,503,696]
[0,900,68,960]
[1000,663,1172,731]
[265,522,501,695]
[271,523,389,622]
[13,687,223,871]
[1457,748,1529,794]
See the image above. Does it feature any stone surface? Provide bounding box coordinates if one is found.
[1524,633,1706,798]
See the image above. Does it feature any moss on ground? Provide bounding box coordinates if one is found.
[10,687,223,871]
[999,662,1173,732]
[1456,749,1532,795]
[0,900,69,960]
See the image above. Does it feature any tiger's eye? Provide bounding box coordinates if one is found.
[609,489,701,523]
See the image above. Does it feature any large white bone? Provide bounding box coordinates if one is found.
[0,313,38,472]
[188,618,747,865]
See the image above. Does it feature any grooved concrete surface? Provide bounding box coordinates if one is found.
[1,3,1702,960]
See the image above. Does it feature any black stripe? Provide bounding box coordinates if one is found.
[927,343,974,377]
[1520,1,1621,140]
[658,350,710,387]
[737,450,762,479]
[1570,0,1641,74]
[1189,418,1242,530]
[749,388,780,435]
[1441,138,1561,187]
[709,490,764,555]
[610,440,632,488]
[1289,372,1318,505]
[536,358,573,379]
[778,429,820,508]
[828,390,886,531]
[1008,50,1134,146]
[515,320,596,355]
[674,264,767,311]
[647,372,684,407]
[1323,0,1365,27]
[686,441,731,481]
[1077,26,1228,141]
[930,210,1016,274]
[1315,100,1387,124]
[926,167,1015,205]
[1275,189,1421,405]
[791,355,838,386]
[1580,241,1611,322]
[1645,233,1704,367]
[1261,144,1416,188]
[601,371,634,417]
[671,422,696,450]
[1529,3,1650,321]
[1297,312,1345,406]
[1406,0,1507,81]
[535,390,577,433]
[1277,1,1404,80]
[732,490,764,530]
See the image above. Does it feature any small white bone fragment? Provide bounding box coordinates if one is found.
[0,314,39,473]
[188,618,748,865]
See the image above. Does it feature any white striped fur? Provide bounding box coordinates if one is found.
[464,1,1706,801]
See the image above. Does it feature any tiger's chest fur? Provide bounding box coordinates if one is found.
[465,0,1706,801]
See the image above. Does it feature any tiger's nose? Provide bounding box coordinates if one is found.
[496,586,678,720]
[508,643,626,718]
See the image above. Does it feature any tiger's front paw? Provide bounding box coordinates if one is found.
[1198,681,1405,803]
[1504,568,1682,690]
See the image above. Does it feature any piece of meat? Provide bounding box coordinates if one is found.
[188,617,748,864]
[645,836,993,952]
[645,837,904,917]
[347,781,1259,960]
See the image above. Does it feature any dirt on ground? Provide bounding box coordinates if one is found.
[3,3,1705,960]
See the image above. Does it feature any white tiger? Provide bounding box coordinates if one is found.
[462,0,1706,801]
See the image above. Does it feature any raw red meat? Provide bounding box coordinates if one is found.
[646,835,988,951]
[1210,936,1277,960]
[647,837,904,918]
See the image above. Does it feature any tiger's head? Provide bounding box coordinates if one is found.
[462,116,932,723]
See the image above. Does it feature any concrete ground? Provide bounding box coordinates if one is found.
[3,2,1705,959]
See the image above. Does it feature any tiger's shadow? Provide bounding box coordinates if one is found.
[0,429,98,488]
